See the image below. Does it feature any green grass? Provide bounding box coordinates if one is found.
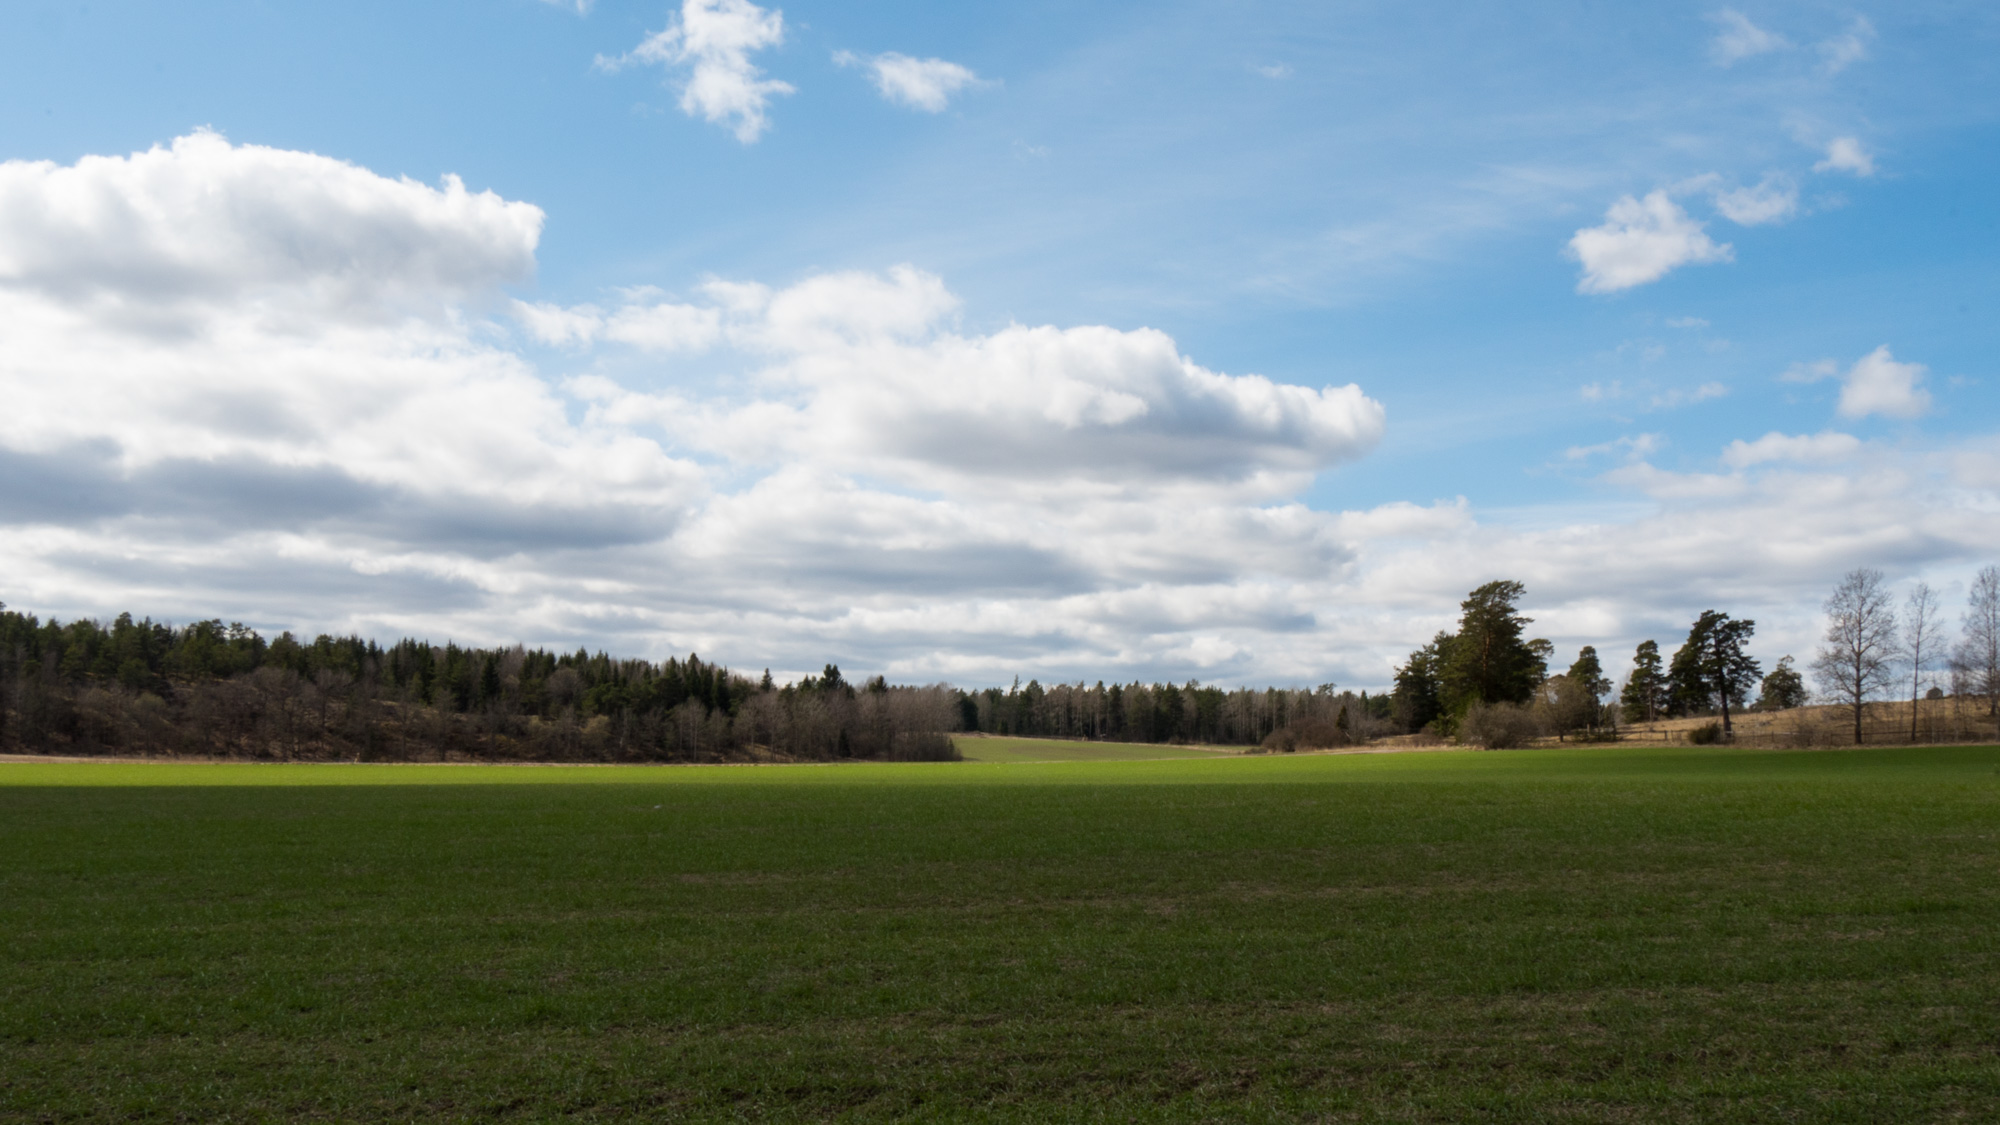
[3,746,1999,1121]
[952,735,1236,762]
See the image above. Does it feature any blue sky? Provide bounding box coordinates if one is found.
[1,0,1996,690]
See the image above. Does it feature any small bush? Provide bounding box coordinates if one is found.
[1461,702,1539,750]
[886,732,962,762]
[1688,722,1723,745]
[1260,717,1350,754]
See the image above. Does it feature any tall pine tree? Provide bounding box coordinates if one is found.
[1621,639,1667,723]
[1437,580,1545,716]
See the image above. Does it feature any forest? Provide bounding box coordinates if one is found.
[3,563,1995,761]
[0,605,1384,762]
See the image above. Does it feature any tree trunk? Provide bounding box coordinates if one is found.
[1853,676,1864,746]
[1911,675,1919,744]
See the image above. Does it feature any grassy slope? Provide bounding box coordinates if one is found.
[3,747,1999,1122]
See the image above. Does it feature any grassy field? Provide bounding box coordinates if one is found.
[3,746,1999,1122]
[953,735,1238,763]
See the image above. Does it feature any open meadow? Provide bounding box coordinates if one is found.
[952,736,1238,763]
[4,744,2000,1122]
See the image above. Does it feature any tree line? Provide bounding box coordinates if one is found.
[1387,567,2000,747]
[0,608,958,763]
[0,606,1388,761]
[5,564,1995,761]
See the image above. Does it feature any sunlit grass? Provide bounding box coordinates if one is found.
[3,745,1998,1121]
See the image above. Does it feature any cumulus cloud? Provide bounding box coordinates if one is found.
[1568,191,1733,294]
[0,133,1400,685]
[598,0,792,143]
[552,265,1384,489]
[0,134,697,552]
[1814,136,1875,176]
[1707,10,1789,65]
[1721,430,1862,468]
[512,293,723,352]
[1837,346,1931,419]
[0,130,541,318]
[5,136,1989,692]
[1712,174,1797,225]
[835,50,985,112]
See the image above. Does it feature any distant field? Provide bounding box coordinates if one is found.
[952,734,1238,762]
[4,746,2000,1121]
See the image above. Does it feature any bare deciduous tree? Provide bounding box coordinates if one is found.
[1961,565,2000,726]
[1811,568,1901,745]
[1903,581,1941,744]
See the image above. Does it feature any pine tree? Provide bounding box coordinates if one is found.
[1621,639,1666,723]
[1392,635,1447,732]
[1565,645,1611,732]
[1756,655,1808,711]
[1437,581,1545,715]
[1673,610,1761,737]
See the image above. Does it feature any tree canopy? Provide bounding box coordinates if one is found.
[1670,611,1761,735]
[1436,580,1547,714]
[1756,656,1809,711]
[1620,639,1667,723]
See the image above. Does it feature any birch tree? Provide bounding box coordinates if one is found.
[1903,581,1941,743]
[1961,565,2000,724]
[1812,568,1900,745]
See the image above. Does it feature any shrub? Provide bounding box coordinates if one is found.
[886,732,961,761]
[1259,717,1350,754]
[1461,702,1539,749]
[1688,721,1723,745]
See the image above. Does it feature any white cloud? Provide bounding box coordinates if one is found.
[0,130,541,317]
[1814,136,1875,176]
[1712,174,1797,225]
[553,265,1384,489]
[0,134,702,573]
[513,300,605,347]
[1649,382,1729,410]
[598,0,793,143]
[1818,17,1874,73]
[1568,191,1733,294]
[1837,346,1931,419]
[1566,433,1664,462]
[7,136,1992,692]
[1721,431,1861,469]
[1780,358,1839,383]
[836,50,985,113]
[511,296,725,352]
[1707,10,1789,65]
[1255,63,1293,79]
[1601,461,1746,501]
[0,134,1399,685]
